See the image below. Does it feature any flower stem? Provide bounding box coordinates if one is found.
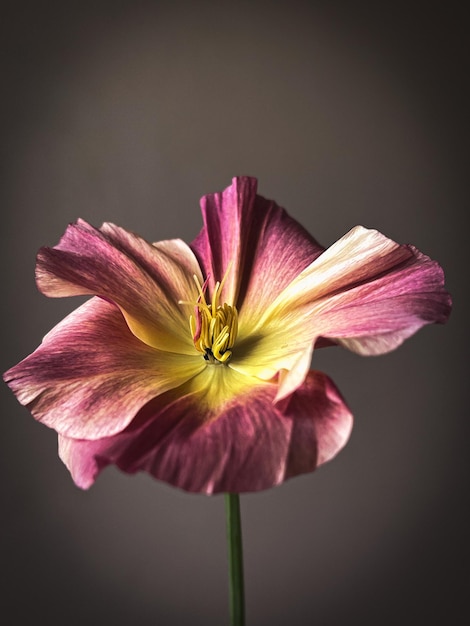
[225,493,245,626]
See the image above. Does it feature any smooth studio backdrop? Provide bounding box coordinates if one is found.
[1,2,467,625]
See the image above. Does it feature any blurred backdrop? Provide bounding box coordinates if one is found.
[1,1,467,624]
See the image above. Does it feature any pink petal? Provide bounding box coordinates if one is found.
[4,297,205,439]
[228,226,451,404]
[300,228,452,355]
[190,177,324,327]
[36,220,202,353]
[234,226,451,395]
[57,370,352,493]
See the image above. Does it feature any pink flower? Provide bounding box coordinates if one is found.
[4,177,451,493]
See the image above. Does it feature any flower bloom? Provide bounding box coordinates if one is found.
[4,177,451,493]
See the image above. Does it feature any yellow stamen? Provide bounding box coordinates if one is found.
[187,270,238,365]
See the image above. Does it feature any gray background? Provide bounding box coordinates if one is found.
[1,1,467,624]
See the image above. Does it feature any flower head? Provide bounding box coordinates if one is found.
[4,177,451,493]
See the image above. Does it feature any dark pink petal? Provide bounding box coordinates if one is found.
[57,370,353,493]
[190,177,324,328]
[4,297,205,439]
[36,220,202,353]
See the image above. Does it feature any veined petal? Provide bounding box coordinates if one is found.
[36,219,202,353]
[274,226,451,352]
[3,297,205,439]
[314,245,452,355]
[190,177,324,325]
[233,226,451,392]
[263,225,416,318]
[57,370,352,493]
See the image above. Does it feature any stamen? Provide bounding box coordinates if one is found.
[212,281,220,313]
[219,259,233,295]
[185,268,238,365]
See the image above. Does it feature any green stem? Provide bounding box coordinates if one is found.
[225,493,245,626]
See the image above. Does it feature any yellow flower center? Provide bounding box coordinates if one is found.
[189,274,238,364]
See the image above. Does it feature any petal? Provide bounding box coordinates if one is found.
[232,226,451,396]
[57,370,352,493]
[3,297,205,439]
[36,220,202,353]
[190,177,324,327]
[317,245,452,355]
[271,226,451,352]
[275,345,314,403]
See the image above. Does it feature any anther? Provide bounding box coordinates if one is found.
[186,271,238,364]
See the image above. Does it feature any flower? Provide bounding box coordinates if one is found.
[4,177,451,493]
